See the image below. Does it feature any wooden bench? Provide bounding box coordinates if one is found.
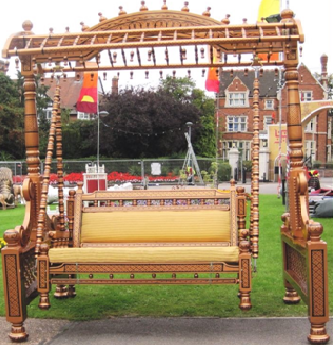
[38,181,252,304]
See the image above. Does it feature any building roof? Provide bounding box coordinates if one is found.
[220,69,279,98]
[46,77,83,112]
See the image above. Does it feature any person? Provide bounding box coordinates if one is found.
[308,170,320,191]
[187,166,195,185]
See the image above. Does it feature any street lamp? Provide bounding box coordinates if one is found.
[97,110,109,172]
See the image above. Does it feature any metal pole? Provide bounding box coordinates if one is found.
[97,112,100,173]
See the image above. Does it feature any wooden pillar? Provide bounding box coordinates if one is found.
[1,230,28,342]
[250,69,260,259]
[23,73,41,243]
[307,222,330,344]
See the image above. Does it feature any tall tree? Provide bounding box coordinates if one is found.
[0,73,24,159]
[101,87,201,158]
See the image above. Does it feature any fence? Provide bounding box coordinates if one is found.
[0,158,230,185]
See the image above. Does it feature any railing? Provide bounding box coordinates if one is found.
[1,158,231,185]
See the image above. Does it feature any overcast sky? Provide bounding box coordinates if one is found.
[1,0,332,91]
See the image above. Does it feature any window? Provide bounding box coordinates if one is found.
[304,117,316,132]
[265,99,274,109]
[300,91,312,101]
[77,112,91,120]
[227,116,247,132]
[42,109,52,120]
[228,93,246,107]
[221,141,251,160]
[305,141,316,161]
[263,116,273,131]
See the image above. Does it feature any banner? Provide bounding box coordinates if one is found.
[76,71,98,114]
[268,124,288,160]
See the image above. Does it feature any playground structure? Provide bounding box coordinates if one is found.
[1,2,330,344]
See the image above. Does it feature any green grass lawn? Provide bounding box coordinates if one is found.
[0,196,332,320]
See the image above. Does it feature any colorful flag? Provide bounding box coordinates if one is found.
[205,50,219,93]
[76,71,98,113]
[257,0,280,62]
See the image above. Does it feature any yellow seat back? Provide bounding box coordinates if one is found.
[80,210,231,244]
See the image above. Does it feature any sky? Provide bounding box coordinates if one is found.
[1,0,332,92]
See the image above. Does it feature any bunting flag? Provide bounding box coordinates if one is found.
[76,71,98,113]
[257,0,280,62]
[205,51,219,93]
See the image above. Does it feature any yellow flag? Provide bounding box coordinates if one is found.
[258,0,280,61]
[257,0,280,21]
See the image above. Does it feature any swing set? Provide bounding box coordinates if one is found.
[1,2,329,343]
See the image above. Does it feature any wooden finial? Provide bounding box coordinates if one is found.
[22,20,33,32]
[140,1,148,11]
[118,6,127,15]
[202,7,211,17]
[65,26,70,33]
[181,1,189,12]
[98,12,107,22]
[80,22,89,31]
[161,0,168,10]
[221,14,230,25]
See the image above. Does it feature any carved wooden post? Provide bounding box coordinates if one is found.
[238,241,252,311]
[1,230,28,342]
[37,244,51,310]
[236,186,247,243]
[307,222,330,344]
[67,190,77,298]
[23,73,40,243]
[250,67,260,259]
[55,89,65,232]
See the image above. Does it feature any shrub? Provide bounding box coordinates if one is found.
[242,160,252,172]
[217,162,231,182]
[312,161,322,168]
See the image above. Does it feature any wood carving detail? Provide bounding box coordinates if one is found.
[311,250,325,317]
[286,245,307,295]
[241,259,250,289]
[4,254,21,318]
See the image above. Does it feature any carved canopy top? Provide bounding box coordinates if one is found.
[2,7,303,74]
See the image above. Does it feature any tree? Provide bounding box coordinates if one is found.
[159,76,216,158]
[0,73,24,159]
[101,87,202,158]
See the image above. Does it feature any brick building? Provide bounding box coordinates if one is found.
[217,55,332,170]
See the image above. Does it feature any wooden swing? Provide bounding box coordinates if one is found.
[1,3,329,344]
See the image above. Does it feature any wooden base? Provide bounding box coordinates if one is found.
[9,323,29,343]
[308,324,330,344]
[38,294,51,310]
[283,287,301,304]
[239,293,252,311]
[53,284,68,299]
[68,285,76,298]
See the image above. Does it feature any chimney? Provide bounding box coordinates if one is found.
[320,54,328,92]
[111,76,119,95]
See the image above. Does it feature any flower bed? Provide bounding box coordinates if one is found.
[44,171,180,185]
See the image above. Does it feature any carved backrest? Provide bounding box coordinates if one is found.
[72,188,239,248]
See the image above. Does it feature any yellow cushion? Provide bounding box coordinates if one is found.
[81,210,231,243]
[49,246,239,264]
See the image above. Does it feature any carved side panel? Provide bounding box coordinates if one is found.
[2,250,26,324]
[240,258,251,289]
[309,249,327,318]
[286,244,308,296]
